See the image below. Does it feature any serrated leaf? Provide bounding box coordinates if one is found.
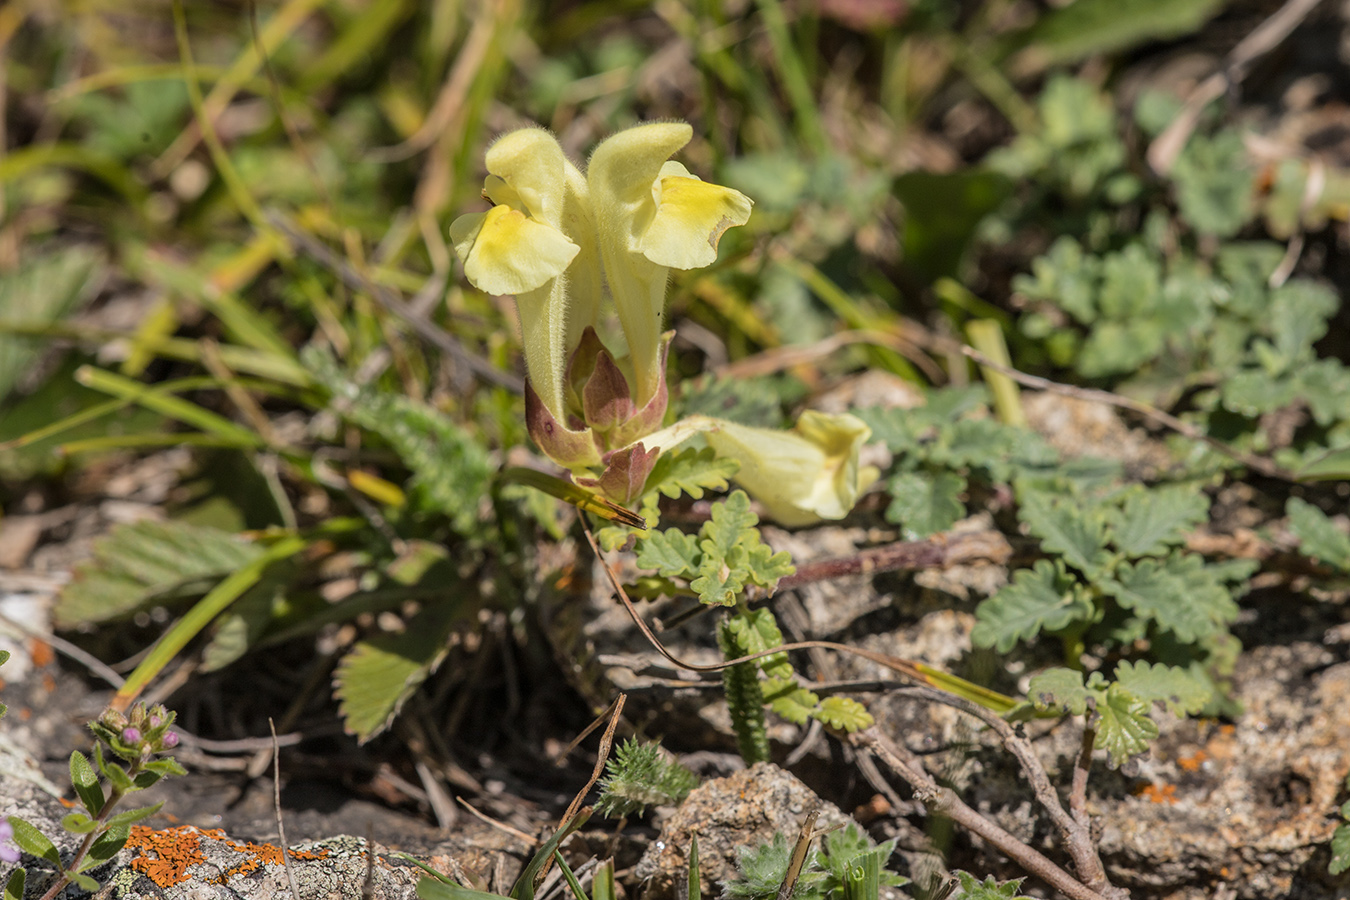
[727,608,791,679]
[6,816,60,865]
[951,871,1029,899]
[1108,485,1210,557]
[1019,493,1111,576]
[1025,667,1095,716]
[1172,130,1255,238]
[854,407,922,455]
[333,600,465,743]
[1331,823,1350,875]
[699,490,759,560]
[636,528,702,578]
[885,471,965,540]
[55,520,263,628]
[1094,684,1158,767]
[1287,498,1350,572]
[814,697,873,732]
[763,676,819,725]
[1112,660,1210,716]
[741,543,795,590]
[70,751,103,816]
[1102,555,1238,642]
[972,560,1095,652]
[644,446,740,501]
[690,554,743,607]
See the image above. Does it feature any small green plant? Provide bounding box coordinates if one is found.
[1330,771,1350,876]
[594,739,699,819]
[721,824,908,900]
[3,703,185,900]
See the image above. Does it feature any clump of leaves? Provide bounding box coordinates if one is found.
[1330,770,1350,876]
[1012,660,1209,767]
[594,739,699,819]
[945,872,1032,900]
[972,482,1254,713]
[722,824,907,900]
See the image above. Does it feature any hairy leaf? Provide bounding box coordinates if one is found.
[1094,683,1158,767]
[643,446,740,501]
[1019,493,1111,576]
[950,871,1029,899]
[1112,660,1209,716]
[636,528,702,578]
[1102,554,1239,642]
[972,560,1095,652]
[594,739,698,818]
[763,676,820,725]
[1025,667,1098,716]
[1331,822,1350,876]
[333,600,466,743]
[726,608,792,679]
[886,471,966,539]
[56,520,263,628]
[813,696,874,732]
[1108,485,1210,557]
[1287,497,1350,572]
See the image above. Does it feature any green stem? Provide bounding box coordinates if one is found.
[718,616,770,765]
[36,768,135,900]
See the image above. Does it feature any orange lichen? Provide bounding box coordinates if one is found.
[127,825,330,889]
[1177,749,1208,772]
[1135,782,1178,805]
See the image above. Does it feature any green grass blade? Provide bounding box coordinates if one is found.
[112,533,308,709]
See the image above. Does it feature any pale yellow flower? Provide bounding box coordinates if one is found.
[588,122,753,405]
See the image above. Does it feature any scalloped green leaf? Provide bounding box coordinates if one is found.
[726,608,792,679]
[763,676,819,725]
[1109,486,1210,558]
[972,560,1095,652]
[1102,554,1238,642]
[1095,683,1158,767]
[690,552,744,607]
[1025,667,1095,716]
[1287,497,1350,572]
[741,542,795,591]
[700,490,759,560]
[885,471,966,540]
[951,871,1029,899]
[636,528,702,579]
[814,696,873,732]
[55,520,263,628]
[1112,660,1209,716]
[333,600,466,743]
[644,446,740,501]
[1018,493,1111,576]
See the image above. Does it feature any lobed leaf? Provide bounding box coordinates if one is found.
[885,471,965,540]
[1094,683,1158,767]
[643,446,739,501]
[1102,554,1239,643]
[1112,660,1209,716]
[636,528,701,579]
[1018,493,1111,576]
[1287,498,1350,572]
[1108,485,1210,558]
[972,560,1095,652]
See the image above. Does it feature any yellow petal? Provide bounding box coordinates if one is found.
[450,205,578,296]
[485,128,568,222]
[640,176,753,269]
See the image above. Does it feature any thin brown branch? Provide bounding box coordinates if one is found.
[852,729,1121,900]
[1071,725,1096,833]
[269,718,303,900]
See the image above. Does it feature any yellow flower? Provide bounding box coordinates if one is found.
[702,411,877,527]
[588,122,753,405]
[640,411,878,527]
[449,128,586,423]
